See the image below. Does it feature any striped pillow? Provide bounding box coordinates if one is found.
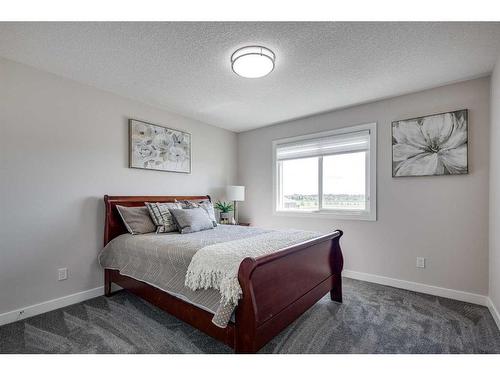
[145,202,182,233]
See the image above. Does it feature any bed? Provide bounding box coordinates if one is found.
[101,195,344,353]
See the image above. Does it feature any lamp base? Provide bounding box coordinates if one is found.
[234,200,238,225]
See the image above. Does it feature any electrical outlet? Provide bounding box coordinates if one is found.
[58,268,68,281]
[416,257,426,268]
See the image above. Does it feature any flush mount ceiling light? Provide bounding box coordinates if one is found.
[231,46,275,78]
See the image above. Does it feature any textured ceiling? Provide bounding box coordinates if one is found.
[1,22,500,132]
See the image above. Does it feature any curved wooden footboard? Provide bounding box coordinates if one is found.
[235,230,343,353]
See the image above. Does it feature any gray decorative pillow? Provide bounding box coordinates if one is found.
[145,202,182,233]
[116,205,156,235]
[177,199,201,209]
[168,207,215,234]
[176,199,217,227]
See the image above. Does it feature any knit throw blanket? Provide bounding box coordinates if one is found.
[185,230,320,305]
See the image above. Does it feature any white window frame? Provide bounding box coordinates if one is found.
[272,122,377,221]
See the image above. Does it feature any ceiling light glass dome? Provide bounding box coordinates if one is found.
[231,46,275,78]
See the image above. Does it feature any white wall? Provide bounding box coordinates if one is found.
[0,58,237,315]
[490,59,500,316]
[0,55,494,319]
[238,77,490,296]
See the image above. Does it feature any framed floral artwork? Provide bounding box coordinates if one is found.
[392,109,468,177]
[129,119,191,173]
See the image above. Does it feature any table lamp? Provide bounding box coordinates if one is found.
[226,185,245,224]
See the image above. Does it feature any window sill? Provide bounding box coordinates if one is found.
[273,209,376,221]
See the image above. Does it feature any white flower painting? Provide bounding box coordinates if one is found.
[129,119,191,173]
[392,110,468,177]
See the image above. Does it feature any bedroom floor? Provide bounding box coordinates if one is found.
[1,278,499,354]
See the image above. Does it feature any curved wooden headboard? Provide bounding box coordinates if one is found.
[103,194,211,246]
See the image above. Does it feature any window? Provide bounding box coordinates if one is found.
[273,123,376,220]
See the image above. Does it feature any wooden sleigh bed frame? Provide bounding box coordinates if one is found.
[103,195,344,353]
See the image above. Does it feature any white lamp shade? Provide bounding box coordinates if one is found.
[226,185,245,201]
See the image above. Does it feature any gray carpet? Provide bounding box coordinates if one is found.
[1,278,499,354]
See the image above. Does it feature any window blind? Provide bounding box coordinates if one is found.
[275,130,370,161]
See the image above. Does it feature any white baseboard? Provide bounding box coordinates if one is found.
[0,286,104,327]
[486,297,500,331]
[1,272,498,331]
[343,269,488,306]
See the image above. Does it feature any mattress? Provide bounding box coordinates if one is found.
[98,225,272,319]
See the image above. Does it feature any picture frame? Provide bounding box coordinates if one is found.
[129,119,191,173]
[392,109,468,177]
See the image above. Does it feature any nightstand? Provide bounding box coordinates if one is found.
[219,222,250,226]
